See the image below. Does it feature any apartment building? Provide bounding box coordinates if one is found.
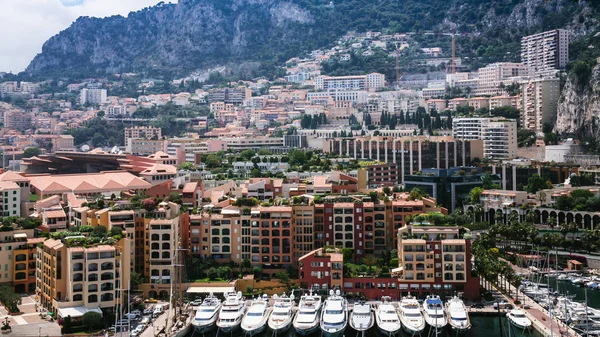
[520,78,560,134]
[358,162,399,187]
[80,88,107,105]
[453,118,517,160]
[298,226,478,300]
[521,29,569,72]
[125,138,167,156]
[314,73,385,91]
[36,237,131,319]
[476,63,531,95]
[323,136,484,183]
[426,99,447,112]
[0,181,21,217]
[0,229,37,292]
[0,81,39,98]
[124,126,162,142]
[207,87,252,104]
[4,110,33,131]
[221,137,284,153]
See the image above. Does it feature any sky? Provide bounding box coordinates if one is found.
[0,0,170,74]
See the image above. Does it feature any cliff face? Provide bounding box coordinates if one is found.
[25,0,593,77]
[555,63,600,139]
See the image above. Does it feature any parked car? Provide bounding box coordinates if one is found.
[190,299,202,306]
[143,308,153,316]
[140,316,152,326]
[130,326,144,337]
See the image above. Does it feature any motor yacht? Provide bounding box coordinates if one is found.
[241,294,271,336]
[398,295,425,335]
[293,290,322,335]
[375,298,401,336]
[268,293,297,333]
[445,296,471,334]
[507,309,532,330]
[422,295,446,332]
[349,301,373,332]
[320,290,348,337]
[192,293,222,333]
[216,291,247,333]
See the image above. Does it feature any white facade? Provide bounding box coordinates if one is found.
[521,29,569,72]
[453,118,517,160]
[80,88,107,105]
[314,73,385,90]
[476,63,531,95]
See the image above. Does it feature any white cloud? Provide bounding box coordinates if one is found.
[0,0,173,73]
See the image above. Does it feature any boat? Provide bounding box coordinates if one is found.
[268,293,297,333]
[192,293,222,333]
[375,298,401,336]
[241,294,272,336]
[293,290,322,336]
[349,301,374,332]
[422,295,446,332]
[216,291,247,333]
[445,296,471,334]
[398,295,425,335]
[320,290,348,337]
[506,309,532,330]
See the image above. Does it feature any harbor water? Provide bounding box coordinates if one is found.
[184,316,542,337]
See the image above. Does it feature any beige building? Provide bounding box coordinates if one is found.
[36,237,131,319]
[520,78,560,134]
[476,63,531,96]
[0,229,37,292]
[125,138,167,155]
[521,29,569,72]
[124,126,162,142]
[453,118,517,160]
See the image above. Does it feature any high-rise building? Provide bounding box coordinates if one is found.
[476,63,531,95]
[521,29,569,72]
[520,78,560,134]
[452,118,517,160]
[80,88,107,105]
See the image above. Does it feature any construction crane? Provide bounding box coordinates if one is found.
[451,33,456,74]
[395,43,401,89]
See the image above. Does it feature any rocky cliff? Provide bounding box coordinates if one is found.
[25,0,594,77]
[555,61,600,139]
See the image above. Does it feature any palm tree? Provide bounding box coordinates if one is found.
[362,255,378,275]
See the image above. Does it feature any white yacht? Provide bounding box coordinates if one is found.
[241,294,272,336]
[216,291,247,333]
[268,293,297,333]
[293,290,322,335]
[349,301,373,332]
[320,290,348,337]
[375,298,401,336]
[422,295,446,332]
[445,296,471,334]
[506,309,532,330]
[398,295,426,335]
[192,293,222,333]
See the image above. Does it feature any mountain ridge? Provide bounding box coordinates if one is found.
[26,0,595,78]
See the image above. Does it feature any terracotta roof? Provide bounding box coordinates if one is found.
[30,172,151,194]
[44,209,66,218]
[182,182,198,193]
[140,164,177,175]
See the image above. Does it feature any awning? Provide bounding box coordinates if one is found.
[186,286,234,294]
[57,306,102,318]
[13,233,27,239]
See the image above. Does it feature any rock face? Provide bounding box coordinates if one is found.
[25,0,593,76]
[555,63,600,139]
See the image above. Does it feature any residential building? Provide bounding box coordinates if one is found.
[476,63,531,95]
[323,136,484,183]
[284,73,311,83]
[36,237,131,320]
[358,162,399,187]
[80,88,107,105]
[4,110,33,131]
[298,226,479,300]
[452,118,517,160]
[521,29,569,72]
[283,135,308,148]
[426,99,447,112]
[314,73,385,91]
[0,181,21,217]
[125,138,167,155]
[207,87,252,104]
[520,78,560,134]
[124,126,162,142]
[0,228,38,292]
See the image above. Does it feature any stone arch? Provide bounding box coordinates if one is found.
[584,214,592,230]
[575,213,583,229]
[558,212,566,225]
[541,210,549,224]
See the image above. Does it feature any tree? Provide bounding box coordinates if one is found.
[179,162,194,170]
[168,192,182,204]
[362,255,378,275]
[23,147,41,158]
[382,186,391,195]
[469,187,483,204]
[82,311,104,331]
[0,284,21,312]
[90,226,107,238]
[130,272,144,290]
[275,271,290,285]
[408,187,428,200]
[142,198,156,211]
[526,174,548,194]
[240,149,256,161]
[109,227,122,237]
[240,258,252,274]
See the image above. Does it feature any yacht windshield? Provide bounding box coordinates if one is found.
[326,310,343,315]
